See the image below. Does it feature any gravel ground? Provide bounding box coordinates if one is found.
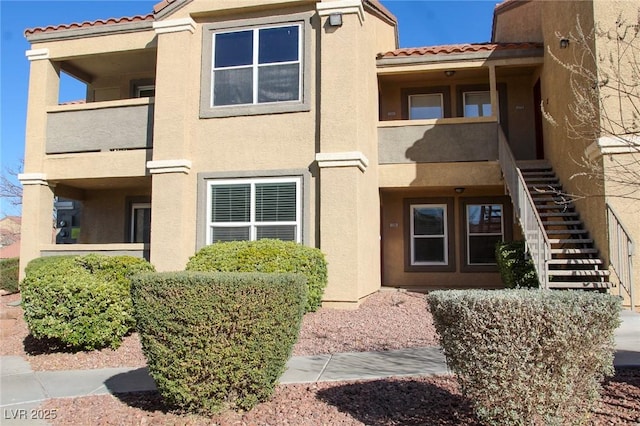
[3,290,640,425]
[1,290,437,371]
[38,371,640,425]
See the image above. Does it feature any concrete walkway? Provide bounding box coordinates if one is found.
[1,310,638,425]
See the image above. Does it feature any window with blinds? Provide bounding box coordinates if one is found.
[207,177,301,244]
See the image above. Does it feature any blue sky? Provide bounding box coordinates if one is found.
[0,0,496,216]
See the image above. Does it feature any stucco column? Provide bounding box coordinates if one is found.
[316,2,381,307]
[18,177,54,279]
[147,19,197,271]
[147,162,193,271]
[18,50,59,278]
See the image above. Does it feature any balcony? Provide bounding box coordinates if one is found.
[378,118,499,164]
[46,98,154,154]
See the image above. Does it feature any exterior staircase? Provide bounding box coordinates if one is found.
[516,160,610,290]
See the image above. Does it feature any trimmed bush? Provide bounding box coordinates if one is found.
[21,254,154,350]
[428,289,621,425]
[131,271,307,414]
[0,257,19,294]
[495,241,538,288]
[186,239,327,312]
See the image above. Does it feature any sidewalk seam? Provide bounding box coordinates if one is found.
[314,354,332,382]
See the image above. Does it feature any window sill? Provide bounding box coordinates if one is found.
[200,100,310,119]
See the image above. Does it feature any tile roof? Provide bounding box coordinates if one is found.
[26,0,397,37]
[153,0,181,14]
[378,42,543,59]
[24,14,155,36]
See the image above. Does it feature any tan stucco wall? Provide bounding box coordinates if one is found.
[493,1,543,43]
[379,162,504,188]
[538,1,609,266]
[380,185,512,290]
[593,0,640,308]
[146,1,395,305]
[79,187,151,244]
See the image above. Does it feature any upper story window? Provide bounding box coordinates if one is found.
[408,94,443,120]
[201,13,312,118]
[212,25,301,106]
[135,85,156,98]
[463,91,492,117]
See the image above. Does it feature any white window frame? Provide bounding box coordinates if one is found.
[408,93,444,120]
[466,203,504,265]
[135,85,155,98]
[130,203,151,243]
[211,23,303,108]
[463,91,494,118]
[206,177,302,244]
[410,204,448,266]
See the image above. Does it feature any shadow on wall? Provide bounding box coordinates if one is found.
[402,122,499,188]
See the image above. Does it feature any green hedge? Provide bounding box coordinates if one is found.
[495,241,538,288]
[21,254,154,350]
[0,257,19,294]
[131,271,307,414]
[186,239,327,312]
[428,289,621,425]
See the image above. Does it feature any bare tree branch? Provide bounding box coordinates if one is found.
[543,13,640,203]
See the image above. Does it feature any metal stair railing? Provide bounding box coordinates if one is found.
[606,203,635,310]
[497,129,551,289]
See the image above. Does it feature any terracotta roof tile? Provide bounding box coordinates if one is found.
[153,0,181,14]
[378,42,543,59]
[25,14,155,36]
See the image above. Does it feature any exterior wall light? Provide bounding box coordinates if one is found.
[455,187,465,194]
[559,38,570,49]
[444,70,456,77]
[329,13,343,27]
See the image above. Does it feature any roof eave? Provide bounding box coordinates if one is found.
[376,47,543,68]
[25,19,155,43]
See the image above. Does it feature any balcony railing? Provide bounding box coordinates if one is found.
[46,98,154,154]
[378,117,498,164]
[607,203,635,310]
[498,128,551,289]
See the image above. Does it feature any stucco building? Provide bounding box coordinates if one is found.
[19,0,638,308]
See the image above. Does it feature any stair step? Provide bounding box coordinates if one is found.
[531,196,567,201]
[524,177,559,183]
[549,269,610,276]
[536,204,574,210]
[521,171,556,177]
[547,281,611,289]
[539,212,579,217]
[543,220,583,226]
[528,184,562,189]
[551,248,599,254]
[517,161,552,170]
[549,238,594,245]
[546,229,588,235]
[548,258,603,265]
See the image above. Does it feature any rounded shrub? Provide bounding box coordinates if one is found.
[0,257,19,294]
[21,254,154,350]
[428,289,621,425]
[186,239,328,312]
[131,271,307,414]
